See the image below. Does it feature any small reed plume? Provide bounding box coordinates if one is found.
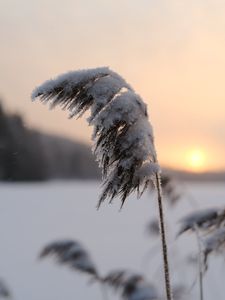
[103,270,159,300]
[202,226,225,270]
[40,240,98,277]
[177,207,225,300]
[39,239,110,300]
[32,67,172,300]
[177,207,225,237]
[177,207,225,270]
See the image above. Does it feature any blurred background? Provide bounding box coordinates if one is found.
[0,1,225,300]
[1,0,225,177]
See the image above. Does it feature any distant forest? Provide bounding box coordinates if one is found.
[0,102,100,181]
[1,102,224,183]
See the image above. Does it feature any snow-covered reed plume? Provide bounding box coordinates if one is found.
[202,226,225,270]
[40,241,159,300]
[177,207,225,236]
[32,67,172,300]
[0,280,10,299]
[32,67,159,208]
[40,240,98,277]
[39,239,116,299]
[177,207,225,300]
[178,208,225,268]
[103,270,159,300]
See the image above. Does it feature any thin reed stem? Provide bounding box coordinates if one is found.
[194,225,204,300]
[155,172,173,300]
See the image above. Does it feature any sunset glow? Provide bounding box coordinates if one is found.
[185,148,207,172]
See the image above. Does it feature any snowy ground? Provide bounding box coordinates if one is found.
[0,181,225,300]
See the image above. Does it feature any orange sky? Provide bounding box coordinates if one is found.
[1,0,225,172]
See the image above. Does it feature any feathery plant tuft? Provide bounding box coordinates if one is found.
[40,240,160,300]
[177,207,225,300]
[177,207,225,237]
[32,67,159,208]
[103,270,159,300]
[40,240,98,277]
[40,240,109,299]
[32,67,172,300]
[202,226,225,270]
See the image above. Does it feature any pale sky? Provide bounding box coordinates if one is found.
[1,0,225,172]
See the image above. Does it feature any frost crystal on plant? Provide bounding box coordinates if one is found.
[32,67,160,207]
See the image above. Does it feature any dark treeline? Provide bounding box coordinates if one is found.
[0,102,100,181]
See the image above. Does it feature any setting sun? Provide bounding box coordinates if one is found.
[186,149,207,172]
